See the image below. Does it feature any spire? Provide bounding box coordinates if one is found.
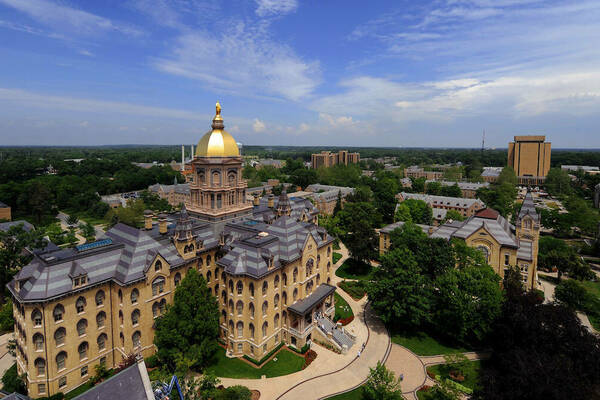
[276,189,292,217]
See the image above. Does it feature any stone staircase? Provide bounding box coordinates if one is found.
[315,315,354,350]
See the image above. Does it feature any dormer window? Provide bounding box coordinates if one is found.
[72,275,87,289]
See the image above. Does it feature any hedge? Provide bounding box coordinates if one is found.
[243,342,284,366]
[289,343,310,354]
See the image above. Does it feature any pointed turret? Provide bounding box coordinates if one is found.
[276,189,292,217]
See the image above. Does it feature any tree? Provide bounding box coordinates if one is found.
[1,363,26,394]
[289,168,317,189]
[0,299,14,333]
[394,203,412,223]
[545,168,573,196]
[66,214,79,227]
[363,361,403,400]
[443,209,465,223]
[476,183,517,217]
[473,285,600,400]
[336,202,379,265]
[333,190,343,215]
[497,166,517,186]
[554,279,598,316]
[440,184,462,198]
[368,248,433,330]
[426,181,442,195]
[402,199,432,225]
[374,177,399,224]
[81,222,96,241]
[538,236,593,280]
[154,269,220,372]
[411,177,426,193]
[433,265,503,343]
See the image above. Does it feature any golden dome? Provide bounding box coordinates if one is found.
[195,102,240,157]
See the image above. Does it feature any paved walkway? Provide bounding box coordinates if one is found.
[0,333,15,389]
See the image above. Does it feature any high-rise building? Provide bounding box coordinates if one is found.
[310,150,360,169]
[507,135,551,185]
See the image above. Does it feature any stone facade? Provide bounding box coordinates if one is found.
[148,182,190,208]
[0,201,11,221]
[310,151,360,169]
[508,135,551,185]
[396,192,485,218]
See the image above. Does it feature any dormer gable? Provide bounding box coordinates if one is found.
[69,261,88,289]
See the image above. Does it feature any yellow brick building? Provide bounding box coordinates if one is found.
[508,135,551,185]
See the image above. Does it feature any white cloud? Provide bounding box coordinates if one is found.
[253,119,266,132]
[79,121,89,127]
[0,0,142,36]
[78,49,94,57]
[154,22,320,101]
[255,0,297,17]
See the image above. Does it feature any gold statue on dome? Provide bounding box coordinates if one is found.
[216,101,221,116]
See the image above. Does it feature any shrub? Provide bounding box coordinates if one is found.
[0,299,14,333]
[145,354,159,369]
[1,363,26,394]
[338,280,366,300]
[303,350,317,369]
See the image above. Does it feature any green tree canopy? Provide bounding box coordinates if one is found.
[363,361,403,400]
[401,199,432,225]
[336,202,379,264]
[154,268,220,372]
[545,168,573,196]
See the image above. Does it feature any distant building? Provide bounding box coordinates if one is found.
[425,181,490,198]
[481,167,503,183]
[148,181,190,208]
[594,183,600,209]
[305,184,355,215]
[0,201,11,221]
[310,150,360,169]
[256,159,285,169]
[400,177,412,188]
[0,220,34,233]
[404,166,447,181]
[508,135,551,185]
[100,195,125,209]
[561,165,600,175]
[381,192,541,290]
[396,192,485,218]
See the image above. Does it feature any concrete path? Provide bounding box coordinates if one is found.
[0,333,15,389]
[57,211,105,241]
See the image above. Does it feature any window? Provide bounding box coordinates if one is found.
[96,312,106,328]
[274,294,279,308]
[155,259,162,272]
[504,254,510,266]
[477,246,490,263]
[236,301,243,316]
[81,366,88,377]
[131,309,140,325]
[152,302,160,318]
[206,255,211,266]
[237,281,243,295]
[53,304,64,322]
[262,281,268,296]
[78,342,88,360]
[274,275,279,288]
[152,277,165,296]
[249,283,255,297]
[174,272,181,286]
[59,376,67,388]
[33,333,44,351]
[262,322,268,338]
[159,299,166,314]
[120,332,125,347]
[282,291,287,305]
[249,323,255,338]
[274,313,280,327]
[119,310,123,325]
[32,309,42,327]
[249,302,255,318]
[293,268,298,283]
[35,358,45,376]
[293,288,298,301]
[262,301,268,316]
[316,273,321,285]
[236,321,243,338]
[95,290,105,306]
[77,319,87,336]
[131,289,139,304]
[76,297,86,313]
[56,351,67,370]
[228,320,234,335]
[206,271,211,282]
[38,384,46,394]
[97,333,107,351]
[118,289,122,304]
[54,327,66,346]
[282,273,287,286]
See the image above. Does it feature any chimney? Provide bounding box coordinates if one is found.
[158,213,168,234]
[268,194,274,208]
[181,145,185,171]
[253,194,260,206]
[191,144,194,159]
[144,210,153,230]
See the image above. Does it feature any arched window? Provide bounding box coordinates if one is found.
[152,277,165,296]
[56,351,67,371]
[132,331,141,348]
[33,333,44,351]
[274,275,280,288]
[249,323,255,339]
[35,358,45,376]
[152,302,160,318]
[53,304,64,322]
[262,301,268,316]
[95,290,105,306]
[32,309,42,327]
[327,261,331,272]
[293,288,298,301]
[78,342,88,360]
[77,319,87,336]
[120,332,124,347]
[274,294,279,308]
[249,283,255,297]
[293,268,298,283]
[282,273,287,286]
[236,301,243,316]
[54,327,66,346]
[249,302,255,317]
[282,291,287,305]
[327,277,331,284]
[174,272,181,286]
[76,297,86,313]
[317,255,321,265]
[206,270,211,282]
[97,333,107,351]
[262,322,268,338]
[221,290,227,304]
[274,313,280,327]
[236,321,243,338]
[198,256,204,268]
[131,309,140,325]
[229,280,234,293]
[327,246,331,256]
[154,259,162,272]
[236,281,243,295]
[228,320,234,335]
[131,289,139,304]
[282,310,287,326]
[221,310,227,323]
[221,271,226,281]
[159,299,166,314]
[119,310,123,325]
[96,311,106,328]
[316,273,321,285]
[215,267,219,278]
[206,255,212,266]
[262,281,268,295]
[477,246,490,263]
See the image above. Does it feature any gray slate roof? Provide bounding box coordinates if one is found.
[398,193,484,209]
[0,221,34,232]
[148,183,190,195]
[380,221,432,234]
[288,284,335,315]
[0,201,8,208]
[517,192,540,223]
[0,392,31,400]
[73,361,152,400]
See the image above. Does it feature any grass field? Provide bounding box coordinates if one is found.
[205,347,305,379]
[427,360,481,390]
[580,280,600,330]
[338,280,367,300]
[334,292,353,322]
[391,331,469,356]
[333,252,343,264]
[335,259,373,281]
[325,385,364,400]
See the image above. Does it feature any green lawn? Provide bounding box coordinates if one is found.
[325,385,364,400]
[427,360,481,391]
[332,252,343,264]
[335,259,373,281]
[205,347,305,379]
[334,292,354,322]
[338,280,367,300]
[580,280,600,330]
[64,209,108,227]
[391,331,469,356]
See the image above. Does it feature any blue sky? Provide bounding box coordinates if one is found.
[1,0,599,148]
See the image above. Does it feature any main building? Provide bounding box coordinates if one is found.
[8,104,340,398]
